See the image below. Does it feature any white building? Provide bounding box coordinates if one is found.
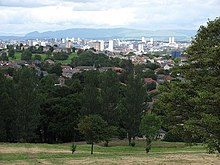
[100,40,104,51]
[28,40,33,46]
[129,44,134,50]
[142,37,146,43]
[169,37,175,44]
[108,40,114,51]
[138,44,144,52]
[172,37,175,43]
[150,38,154,44]
[40,41,46,47]
[169,37,172,44]
[66,40,72,48]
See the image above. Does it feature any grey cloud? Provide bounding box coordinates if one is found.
[0,0,50,8]
[0,0,219,35]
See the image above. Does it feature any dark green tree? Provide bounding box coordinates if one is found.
[49,63,62,76]
[145,62,160,70]
[81,71,101,115]
[0,52,9,61]
[13,67,41,142]
[38,75,57,98]
[120,72,146,145]
[182,18,220,153]
[0,73,16,142]
[34,54,42,61]
[100,70,121,126]
[8,45,15,58]
[154,82,199,143]
[21,49,32,61]
[142,69,157,80]
[139,112,161,153]
[145,82,157,91]
[46,50,52,56]
[40,94,81,143]
[37,46,44,53]
[78,115,108,154]
[155,18,220,153]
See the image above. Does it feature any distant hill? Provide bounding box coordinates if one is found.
[0,28,197,41]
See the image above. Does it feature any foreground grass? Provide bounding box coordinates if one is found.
[0,140,219,165]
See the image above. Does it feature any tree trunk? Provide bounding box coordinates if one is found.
[145,136,152,153]
[216,144,220,154]
[91,142,94,154]
[105,140,109,147]
[128,134,132,146]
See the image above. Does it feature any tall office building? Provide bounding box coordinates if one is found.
[100,40,104,51]
[142,37,146,43]
[28,40,33,46]
[169,37,172,44]
[109,40,114,51]
[89,40,104,51]
[169,37,175,44]
[150,38,154,44]
[138,44,144,52]
[172,37,175,43]
[66,40,72,48]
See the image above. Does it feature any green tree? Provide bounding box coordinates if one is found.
[8,45,15,58]
[53,52,68,60]
[182,18,220,153]
[103,126,118,147]
[21,49,32,61]
[37,46,44,53]
[49,63,62,76]
[145,62,160,70]
[46,50,52,56]
[81,71,101,115]
[100,70,121,126]
[139,112,161,153]
[13,67,41,142]
[120,73,146,145]
[40,94,81,143]
[155,18,220,153]
[145,82,157,91]
[38,75,57,98]
[142,69,157,80]
[78,115,108,154]
[34,54,42,61]
[154,82,199,143]
[0,73,15,142]
[0,52,9,61]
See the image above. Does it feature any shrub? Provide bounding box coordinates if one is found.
[130,141,136,147]
[71,143,77,154]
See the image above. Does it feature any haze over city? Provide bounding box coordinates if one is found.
[0,0,219,36]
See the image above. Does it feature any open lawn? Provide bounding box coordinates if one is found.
[0,140,219,165]
[9,52,77,64]
[55,52,78,64]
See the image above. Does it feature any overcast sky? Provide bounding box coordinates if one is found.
[0,0,219,36]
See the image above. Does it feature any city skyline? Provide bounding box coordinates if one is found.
[0,0,219,36]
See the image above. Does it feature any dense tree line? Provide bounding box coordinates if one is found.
[71,50,127,68]
[0,62,157,146]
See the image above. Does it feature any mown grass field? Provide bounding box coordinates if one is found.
[1,140,220,165]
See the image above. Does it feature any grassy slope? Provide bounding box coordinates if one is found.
[1,140,218,165]
[10,52,77,64]
[55,52,78,64]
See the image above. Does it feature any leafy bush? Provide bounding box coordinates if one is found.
[163,131,183,142]
[130,141,136,147]
[71,143,77,154]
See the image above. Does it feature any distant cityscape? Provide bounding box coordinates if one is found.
[0,36,190,56]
